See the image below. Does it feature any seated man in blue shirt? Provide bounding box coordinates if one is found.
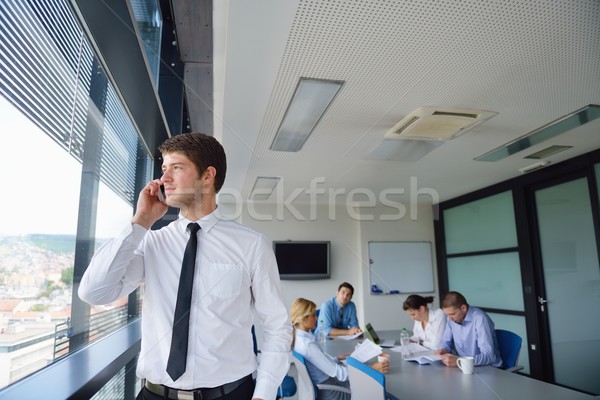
[435,291,502,368]
[316,282,363,337]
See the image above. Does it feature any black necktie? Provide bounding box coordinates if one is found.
[339,307,344,327]
[166,222,200,381]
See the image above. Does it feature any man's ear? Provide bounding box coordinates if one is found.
[202,166,217,185]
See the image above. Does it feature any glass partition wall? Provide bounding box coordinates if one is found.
[436,157,600,395]
[442,191,530,374]
[532,176,600,394]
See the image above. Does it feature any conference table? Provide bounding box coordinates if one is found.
[325,330,594,400]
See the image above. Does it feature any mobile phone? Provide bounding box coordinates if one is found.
[157,185,166,203]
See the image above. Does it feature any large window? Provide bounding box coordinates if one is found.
[442,191,530,373]
[130,0,163,87]
[0,0,151,389]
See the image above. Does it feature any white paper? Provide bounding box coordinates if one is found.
[390,342,429,353]
[350,339,382,362]
[403,352,442,364]
[332,332,363,340]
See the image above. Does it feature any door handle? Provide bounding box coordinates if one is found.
[538,296,548,312]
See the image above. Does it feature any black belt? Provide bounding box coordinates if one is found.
[144,375,251,400]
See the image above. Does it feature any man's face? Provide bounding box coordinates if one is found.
[336,287,353,307]
[160,152,202,208]
[443,304,468,323]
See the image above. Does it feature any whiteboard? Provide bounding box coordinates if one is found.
[368,241,434,294]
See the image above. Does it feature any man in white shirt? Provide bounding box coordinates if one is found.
[79,132,292,400]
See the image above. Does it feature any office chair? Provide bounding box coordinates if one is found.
[277,375,297,399]
[292,350,351,400]
[346,356,399,400]
[495,329,524,372]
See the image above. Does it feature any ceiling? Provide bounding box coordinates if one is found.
[179,0,600,205]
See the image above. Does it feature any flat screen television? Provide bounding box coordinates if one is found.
[273,241,330,280]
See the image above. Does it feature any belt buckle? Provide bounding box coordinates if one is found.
[176,390,195,400]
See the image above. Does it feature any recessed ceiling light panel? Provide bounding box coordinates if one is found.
[476,104,600,162]
[270,78,344,152]
[249,176,280,200]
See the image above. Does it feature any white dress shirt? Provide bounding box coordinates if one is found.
[78,208,292,399]
[293,329,348,384]
[410,308,446,350]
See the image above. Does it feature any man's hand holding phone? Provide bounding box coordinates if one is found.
[132,179,168,229]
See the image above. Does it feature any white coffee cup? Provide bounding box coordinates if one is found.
[377,353,390,364]
[457,356,474,374]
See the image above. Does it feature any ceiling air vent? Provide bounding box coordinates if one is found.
[386,107,497,141]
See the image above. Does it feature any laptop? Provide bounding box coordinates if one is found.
[364,323,396,348]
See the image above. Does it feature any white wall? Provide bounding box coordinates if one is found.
[222,202,361,310]
[356,204,438,332]
[219,201,437,334]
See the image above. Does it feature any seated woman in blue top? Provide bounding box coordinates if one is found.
[291,298,388,400]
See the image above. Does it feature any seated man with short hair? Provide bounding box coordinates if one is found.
[315,282,362,337]
[436,291,502,368]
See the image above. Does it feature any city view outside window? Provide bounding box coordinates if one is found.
[0,0,154,392]
[0,93,135,388]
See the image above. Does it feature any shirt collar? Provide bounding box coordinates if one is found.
[296,329,314,340]
[176,207,223,234]
[462,306,474,324]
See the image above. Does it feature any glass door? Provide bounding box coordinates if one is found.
[533,177,600,394]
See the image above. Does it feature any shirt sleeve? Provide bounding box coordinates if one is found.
[250,236,293,400]
[473,312,501,367]
[316,300,335,335]
[305,341,348,382]
[347,303,359,328]
[439,319,454,353]
[78,224,146,305]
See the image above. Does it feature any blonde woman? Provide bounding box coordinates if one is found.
[291,298,388,400]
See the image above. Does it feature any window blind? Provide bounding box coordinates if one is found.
[0,0,146,205]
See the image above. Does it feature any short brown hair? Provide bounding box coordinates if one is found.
[158,132,227,192]
[441,291,468,309]
[338,282,354,296]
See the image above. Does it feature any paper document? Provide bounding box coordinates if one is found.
[332,332,363,340]
[350,339,382,362]
[391,343,441,364]
[403,352,442,365]
[391,342,429,353]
